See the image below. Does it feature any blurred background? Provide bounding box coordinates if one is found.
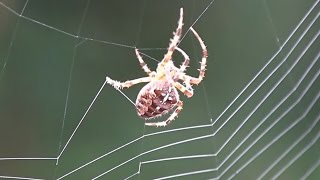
[0,0,319,179]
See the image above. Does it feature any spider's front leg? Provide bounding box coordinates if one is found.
[175,47,190,75]
[106,76,151,90]
[187,27,208,85]
[135,49,153,76]
[159,8,184,69]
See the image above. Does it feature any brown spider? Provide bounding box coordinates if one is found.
[106,8,207,127]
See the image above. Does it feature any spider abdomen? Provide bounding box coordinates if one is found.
[135,81,179,119]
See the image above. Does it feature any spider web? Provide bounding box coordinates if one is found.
[0,0,319,179]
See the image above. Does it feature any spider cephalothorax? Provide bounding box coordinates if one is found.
[106,8,208,127]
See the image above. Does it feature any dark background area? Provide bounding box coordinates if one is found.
[0,0,319,179]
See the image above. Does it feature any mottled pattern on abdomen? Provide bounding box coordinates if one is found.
[135,81,179,119]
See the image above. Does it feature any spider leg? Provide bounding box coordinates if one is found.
[159,8,184,69]
[135,48,153,76]
[174,81,193,98]
[185,27,208,85]
[145,100,183,127]
[106,76,151,89]
[174,47,190,80]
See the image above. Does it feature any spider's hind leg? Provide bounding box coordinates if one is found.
[145,100,183,127]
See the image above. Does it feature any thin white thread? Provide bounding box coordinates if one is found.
[124,172,139,180]
[0,2,137,50]
[300,158,320,180]
[180,0,216,43]
[226,86,320,179]
[211,0,319,126]
[91,133,214,179]
[0,0,29,81]
[57,78,108,160]
[139,51,161,63]
[216,20,320,170]
[57,136,144,179]
[212,5,320,136]
[271,120,320,179]
[56,0,92,168]
[258,113,320,179]
[154,168,217,180]
[263,0,281,47]
[0,176,44,180]
[0,157,56,160]
[142,154,216,164]
[219,49,320,179]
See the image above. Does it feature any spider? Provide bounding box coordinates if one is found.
[106,8,207,127]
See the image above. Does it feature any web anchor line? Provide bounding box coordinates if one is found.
[56,77,135,163]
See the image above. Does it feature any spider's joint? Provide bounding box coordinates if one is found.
[150,71,156,78]
[203,50,208,57]
[186,86,194,92]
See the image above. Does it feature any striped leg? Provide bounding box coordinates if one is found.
[145,100,183,127]
[174,48,194,96]
[187,27,208,85]
[159,8,184,68]
[135,48,153,76]
[175,47,190,74]
[106,76,151,89]
[174,81,193,98]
